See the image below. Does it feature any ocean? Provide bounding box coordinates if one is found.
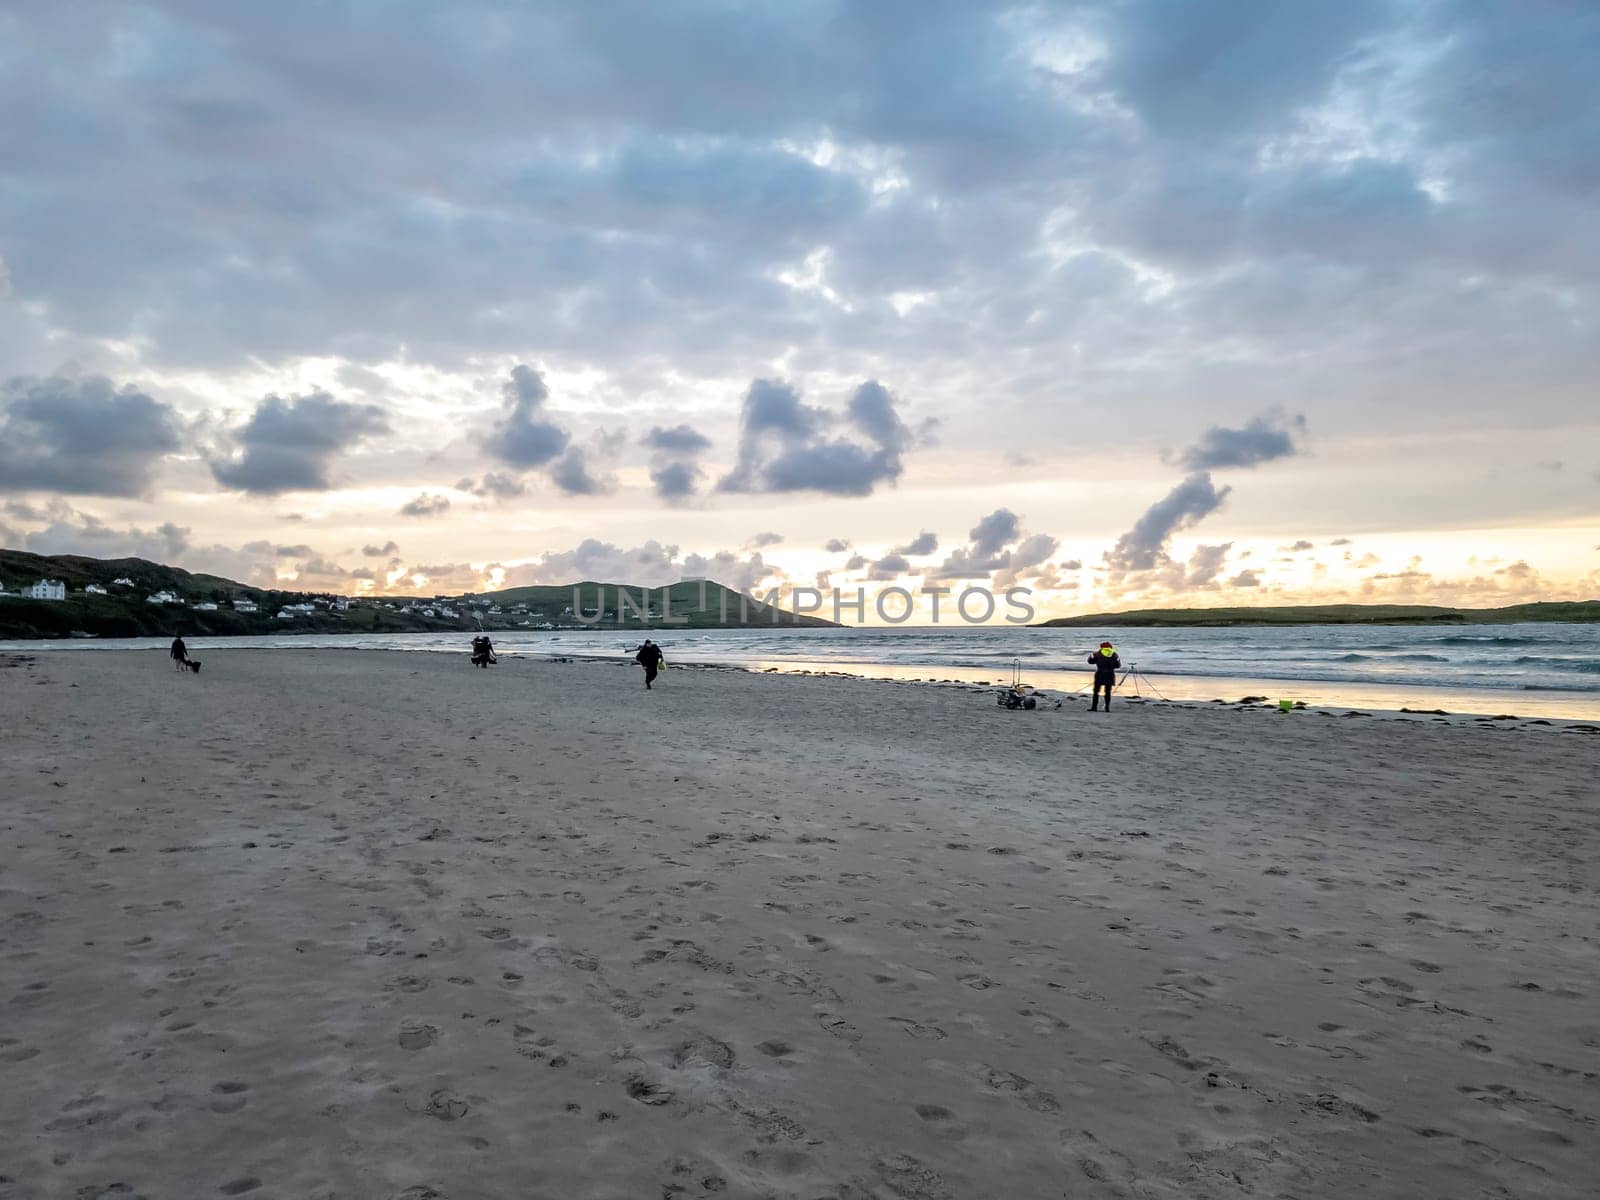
[6,621,1600,720]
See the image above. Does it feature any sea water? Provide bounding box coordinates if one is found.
[7,622,1599,720]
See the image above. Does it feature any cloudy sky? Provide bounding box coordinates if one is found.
[2,1,1596,617]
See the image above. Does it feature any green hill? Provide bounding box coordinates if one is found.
[0,550,837,639]
[477,578,838,628]
[1036,601,1600,628]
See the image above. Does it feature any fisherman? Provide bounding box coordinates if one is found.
[170,635,189,671]
[635,638,664,690]
[1087,641,1121,711]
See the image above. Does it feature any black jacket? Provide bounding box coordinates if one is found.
[636,643,663,668]
[1088,650,1121,681]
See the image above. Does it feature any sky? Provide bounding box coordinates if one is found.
[1,0,1597,619]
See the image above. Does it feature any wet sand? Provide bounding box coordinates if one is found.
[0,649,1595,1199]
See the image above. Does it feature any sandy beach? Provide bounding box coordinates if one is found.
[1,649,1595,1199]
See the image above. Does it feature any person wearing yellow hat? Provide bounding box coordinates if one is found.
[1087,641,1121,711]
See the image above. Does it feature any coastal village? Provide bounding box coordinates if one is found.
[0,573,575,629]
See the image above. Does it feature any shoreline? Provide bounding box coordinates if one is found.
[9,641,1599,725]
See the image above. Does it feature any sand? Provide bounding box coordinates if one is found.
[0,649,1595,1200]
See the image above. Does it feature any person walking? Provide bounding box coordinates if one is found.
[170,635,189,671]
[635,638,664,689]
[1087,641,1120,711]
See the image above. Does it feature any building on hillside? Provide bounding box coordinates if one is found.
[24,579,67,601]
[332,597,350,611]
[111,577,136,587]
[232,599,258,613]
[194,602,219,612]
[147,590,181,605]
[84,583,108,595]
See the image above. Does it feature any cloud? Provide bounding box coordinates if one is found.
[1174,409,1306,471]
[21,507,191,563]
[867,553,909,580]
[643,425,713,454]
[501,537,785,595]
[457,472,528,500]
[746,531,784,549]
[211,390,388,495]
[1105,472,1232,574]
[1329,538,1352,547]
[274,543,314,558]
[0,375,181,497]
[1229,570,1262,588]
[487,365,570,469]
[928,509,1059,586]
[362,541,400,557]
[895,531,938,556]
[643,423,713,503]
[1185,542,1234,588]
[844,554,868,570]
[400,492,451,517]
[718,379,915,497]
[649,461,701,501]
[550,448,610,496]
[824,538,852,553]
[1280,539,1315,552]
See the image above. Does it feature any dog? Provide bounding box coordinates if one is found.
[186,659,202,675]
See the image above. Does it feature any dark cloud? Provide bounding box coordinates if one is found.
[867,553,909,581]
[649,461,700,501]
[211,390,388,495]
[550,448,609,496]
[1105,473,1232,574]
[718,379,914,497]
[0,375,181,497]
[1175,410,1306,471]
[895,531,938,557]
[1229,570,1261,588]
[400,492,451,517]
[1280,539,1315,552]
[824,538,851,553]
[747,531,784,549]
[844,554,868,571]
[642,423,714,503]
[362,541,399,557]
[488,365,569,468]
[297,555,348,577]
[929,509,1058,586]
[1328,538,1352,547]
[274,543,314,558]
[643,425,712,454]
[457,472,528,501]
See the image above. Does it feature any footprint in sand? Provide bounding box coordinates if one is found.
[888,1017,947,1040]
[210,1082,250,1114]
[218,1179,261,1195]
[397,1022,439,1051]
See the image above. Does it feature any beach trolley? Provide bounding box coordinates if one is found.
[996,659,1038,710]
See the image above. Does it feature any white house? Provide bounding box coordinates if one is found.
[147,590,181,605]
[194,602,219,612]
[277,608,296,619]
[232,599,258,613]
[111,576,135,587]
[332,597,350,611]
[24,579,67,601]
[84,583,108,595]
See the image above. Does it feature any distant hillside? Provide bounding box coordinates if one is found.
[0,550,837,638]
[1036,601,1600,628]
[479,579,839,628]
